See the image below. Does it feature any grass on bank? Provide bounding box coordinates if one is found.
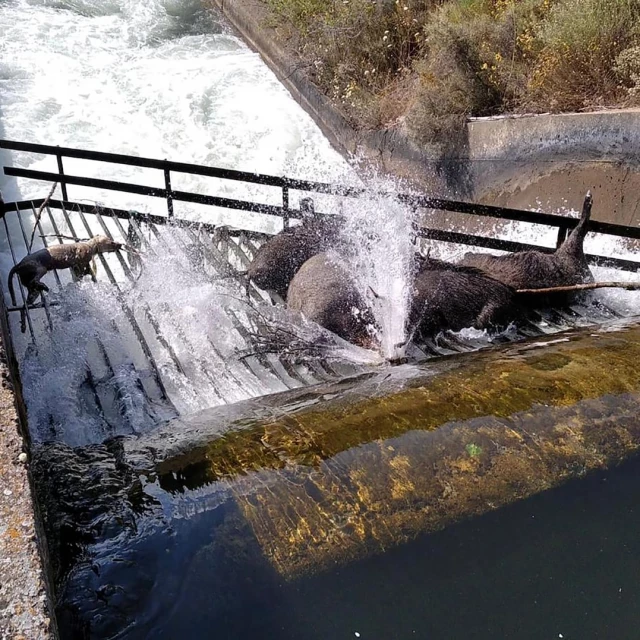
[264,0,640,149]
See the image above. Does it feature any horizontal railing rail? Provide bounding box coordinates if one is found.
[3,167,297,219]
[2,139,640,264]
[1,198,636,273]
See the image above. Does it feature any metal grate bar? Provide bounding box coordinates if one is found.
[30,204,62,288]
[3,210,35,340]
[114,217,264,397]
[50,202,139,432]
[12,205,53,331]
[71,204,177,414]
[90,207,193,381]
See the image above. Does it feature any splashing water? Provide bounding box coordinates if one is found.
[0,0,418,398]
[2,0,640,452]
[337,172,417,359]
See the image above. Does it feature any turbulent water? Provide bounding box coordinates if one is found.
[0,0,414,445]
[0,0,361,223]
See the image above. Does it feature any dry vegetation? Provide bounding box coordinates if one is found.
[263,0,640,149]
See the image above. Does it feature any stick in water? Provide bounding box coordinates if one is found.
[517,282,640,295]
[28,182,58,251]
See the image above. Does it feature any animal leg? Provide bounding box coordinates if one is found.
[26,285,43,306]
[24,266,49,305]
[476,302,505,331]
[76,264,90,279]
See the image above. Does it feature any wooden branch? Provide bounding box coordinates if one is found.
[28,183,58,251]
[517,282,640,295]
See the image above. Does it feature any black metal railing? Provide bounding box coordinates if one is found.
[2,139,640,272]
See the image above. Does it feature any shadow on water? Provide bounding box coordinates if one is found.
[43,434,640,640]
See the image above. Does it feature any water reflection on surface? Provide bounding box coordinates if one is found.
[50,446,640,639]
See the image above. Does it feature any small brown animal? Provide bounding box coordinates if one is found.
[287,252,377,348]
[461,192,594,297]
[8,235,122,306]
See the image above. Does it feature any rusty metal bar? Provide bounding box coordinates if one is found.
[145,223,270,390]
[37,199,640,272]
[108,214,247,394]
[168,226,279,389]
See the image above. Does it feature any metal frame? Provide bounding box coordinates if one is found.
[0,139,636,432]
[0,198,364,434]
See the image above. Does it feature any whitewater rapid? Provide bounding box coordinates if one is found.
[0,0,357,227]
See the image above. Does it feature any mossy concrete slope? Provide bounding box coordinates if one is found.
[126,321,640,578]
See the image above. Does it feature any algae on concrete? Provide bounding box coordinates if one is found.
[119,322,640,579]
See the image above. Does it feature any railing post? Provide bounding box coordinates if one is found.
[56,147,69,201]
[556,225,569,248]
[164,162,174,220]
[282,185,290,229]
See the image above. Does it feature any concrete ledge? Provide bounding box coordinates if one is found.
[0,335,51,639]
[467,109,640,188]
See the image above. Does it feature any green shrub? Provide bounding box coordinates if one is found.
[262,0,640,148]
[526,0,640,110]
[615,45,640,99]
[405,0,550,147]
[265,0,329,35]
[266,0,440,126]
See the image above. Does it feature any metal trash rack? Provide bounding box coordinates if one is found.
[0,139,639,436]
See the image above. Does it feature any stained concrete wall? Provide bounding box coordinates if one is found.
[468,111,640,225]
[211,0,640,227]
[209,0,447,193]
